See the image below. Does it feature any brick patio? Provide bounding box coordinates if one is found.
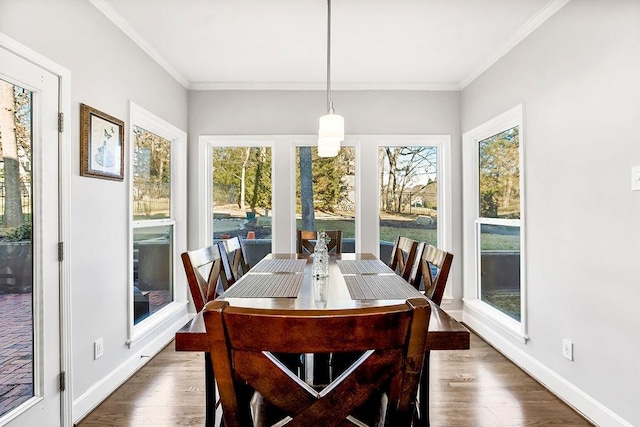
[0,293,33,418]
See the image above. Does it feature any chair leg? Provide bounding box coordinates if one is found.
[205,352,216,427]
[418,350,431,427]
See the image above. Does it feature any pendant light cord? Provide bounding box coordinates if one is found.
[326,0,333,113]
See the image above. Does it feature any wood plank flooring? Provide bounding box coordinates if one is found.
[76,332,592,426]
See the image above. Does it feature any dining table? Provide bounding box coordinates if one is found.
[175,252,470,427]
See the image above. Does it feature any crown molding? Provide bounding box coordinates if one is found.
[87,1,458,92]
[459,0,571,89]
[188,81,461,91]
[89,0,189,89]
[91,0,569,92]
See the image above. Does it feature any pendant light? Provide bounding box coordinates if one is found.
[317,0,343,158]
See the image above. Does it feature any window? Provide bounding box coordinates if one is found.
[211,146,272,241]
[209,144,273,267]
[198,136,449,258]
[478,127,521,320]
[379,144,439,256]
[132,124,173,324]
[295,146,356,251]
[129,103,186,342]
[199,137,275,266]
[463,105,526,341]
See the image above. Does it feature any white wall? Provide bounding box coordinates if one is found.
[461,1,640,425]
[187,89,463,308]
[0,0,188,422]
[6,0,636,424]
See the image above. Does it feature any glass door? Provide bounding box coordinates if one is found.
[0,47,61,425]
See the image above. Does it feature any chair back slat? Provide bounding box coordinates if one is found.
[218,236,250,286]
[408,243,454,306]
[388,236,419,280]
[204,298,430,427]
[296,230,342,254]
[223,306,412,353]
[181,245,230,312]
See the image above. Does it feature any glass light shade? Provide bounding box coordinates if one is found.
[317,137,340,157]
[318,113,344,157]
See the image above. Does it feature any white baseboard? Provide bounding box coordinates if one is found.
[463,309,633,427]
[72,313,189,423]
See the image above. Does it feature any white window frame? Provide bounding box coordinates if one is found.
[198,136,276,248]
[291,138,360,252]
[376,136,453,301]
[127,102,187,346]
[462,104,528,342]
[198,135,451,261]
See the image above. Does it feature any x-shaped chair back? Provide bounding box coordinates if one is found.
[296,230,342,255]
[408,243,454,306]
[181,245,230,312]
[204,298,431,427]
[388,236,419,281]
[218,237,251,286]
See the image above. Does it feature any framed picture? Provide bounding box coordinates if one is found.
[80,103,125,181]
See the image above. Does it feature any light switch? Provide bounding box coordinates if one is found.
[632,166,640,191]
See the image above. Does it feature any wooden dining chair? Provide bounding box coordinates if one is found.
[296,229,342,254]
[407,243,453,306]
[388,236,419,281]
[180,244,235,427]
[218,236,250,286]
[181,244,232,312]
[406,242,453,427]
[204,298,431,427]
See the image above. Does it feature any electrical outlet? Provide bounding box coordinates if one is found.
[562,339,573,361]
[94,338,104,360]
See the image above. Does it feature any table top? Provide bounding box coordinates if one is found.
[175,253,469,352]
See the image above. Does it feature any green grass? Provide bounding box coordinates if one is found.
[479,234,520,251]
[379,226,437,246]
[481,291,521,321]
[307,219,521,250]
[244,217,521,251]
[297,219,438,246]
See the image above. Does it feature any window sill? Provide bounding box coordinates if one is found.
[127,301,188,348]
[462,298,529,343]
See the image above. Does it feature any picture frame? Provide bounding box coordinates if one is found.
[80,103,125,181]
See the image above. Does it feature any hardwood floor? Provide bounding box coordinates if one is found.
[429,334,591,426]
[76,332,591,426]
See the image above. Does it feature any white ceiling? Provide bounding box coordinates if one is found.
[92,0,568,90]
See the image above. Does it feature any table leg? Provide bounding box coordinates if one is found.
[418,350,431,427]
[205,352,216,427]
